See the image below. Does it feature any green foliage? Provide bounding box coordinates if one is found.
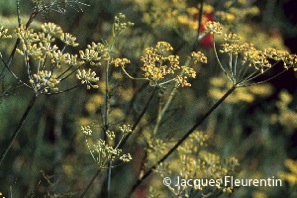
[1,0,297,198]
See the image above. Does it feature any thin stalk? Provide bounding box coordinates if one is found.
[44,84,81,95]
[193,0,204,51]
[152,85,177,135]
[238,68,287,87]
[197,0,204,39]
[127,85,237,197]
[236,61,252,82]
[233,54,238,78]
[79,83,157,197]
[152,58,190,135]
[120,66,149,81]
[58,62,86,82]
[107,161,112,198]
[153,0,205,135]
[118,87,157,148]
[79,167,103,198]
[229,53,235,82]
[213,39,233,83]
[0,93,38,166]
[103,60,110,132]
[17,0,21,27]
[104,59,111,197]
[241,63,277,84]
[80,59,112,197]
[0,52,30,88]
[0,6,39,80]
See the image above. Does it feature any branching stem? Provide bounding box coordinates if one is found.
[127,85,237,197]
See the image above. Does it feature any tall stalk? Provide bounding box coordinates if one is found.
[79,167,103,198]
[104,60,112,198]
[79,87,157,197]
[153,0,204,135]
[0,93,38,166]
[0,5,39,80]
[127,85,237,197]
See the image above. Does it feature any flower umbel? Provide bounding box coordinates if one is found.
[81,124,133,166]
[140,41,207,87]
[76,69,100,89]
[204,21,223,35]
[30,70,60,93]
[113,13,134,37]
[0,26,12,39]
[213,30,297,86]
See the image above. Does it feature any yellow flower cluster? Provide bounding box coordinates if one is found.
[220,33,297,74]
[81,125,92,136]
[81,125,133,166]
[133,0,186,29]
[204,21,223,35]
[76,69,100,89]
[216,11,236,23]
[0,26,12,39]
[264,48,297,70]
[41,22,63,37]
[177,4,214,30]
[60,32,79,47]
[140,41,206,87]
[279,159,297,186]
[119,124,132,133]
[111,58,130,68]
[216,0,260,24]
[85,95,104,114]
[141,42,179,81]
[14,22,103,94]
[191,51,208,64]
[149,131,239,197]
[272,91,297,134]
[113,13,134,37]
[30,70,60,93]
[79,42,109,66]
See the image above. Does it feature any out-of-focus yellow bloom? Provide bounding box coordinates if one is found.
[279,159,297,186]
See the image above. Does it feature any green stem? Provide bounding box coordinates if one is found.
[127,85,237,197]
[0,93,38,166]
[103,60,110,132]
[118,87,157,148]
[0,6,39,80]
[152,85,178,135]
[79,167,102,198]
[152,58,190,135]
[104,59,111,197]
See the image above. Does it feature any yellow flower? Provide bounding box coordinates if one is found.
[204,21,223,34]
